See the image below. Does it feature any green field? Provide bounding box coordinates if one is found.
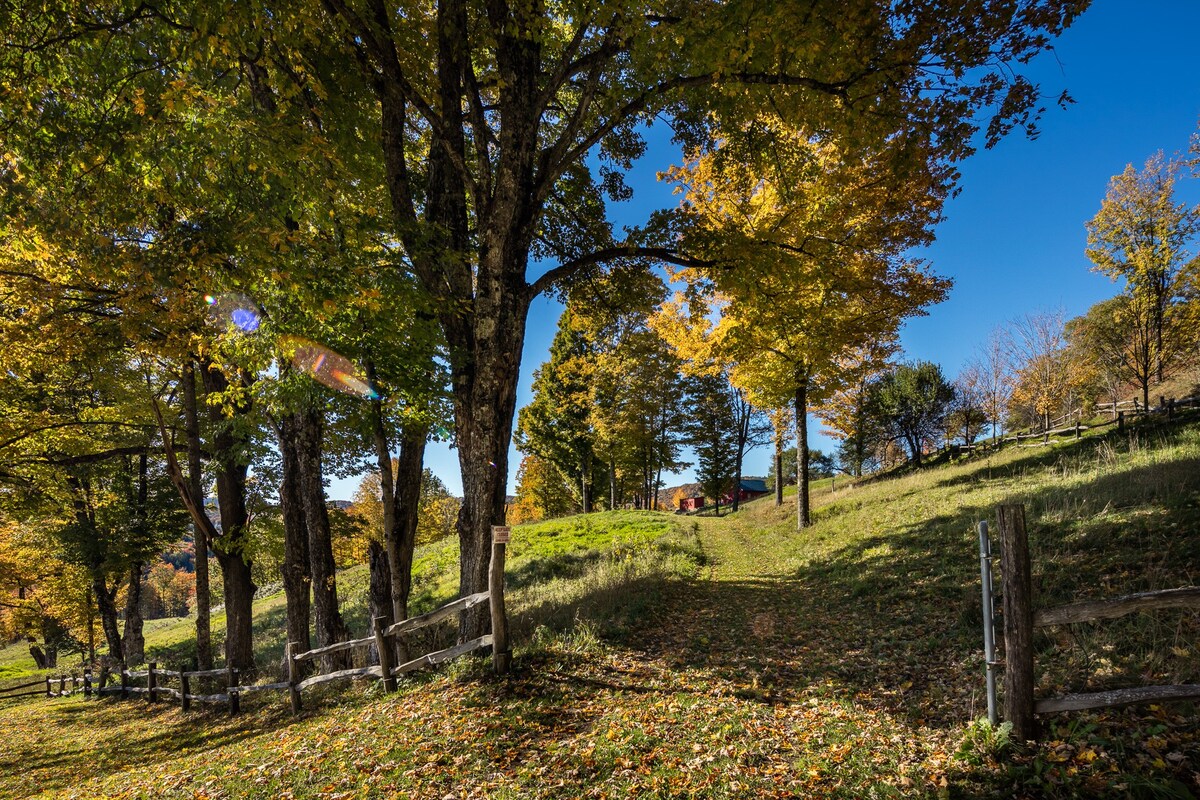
[3,421,1200,798]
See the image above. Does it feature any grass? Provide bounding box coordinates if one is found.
[3,418,1200,798]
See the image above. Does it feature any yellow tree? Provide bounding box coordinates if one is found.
[664,125,951,527]
[1086,152,1200,384]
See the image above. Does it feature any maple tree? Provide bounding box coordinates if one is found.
[662,124,951,526]
[1,0,1089,635]
[1086,152,1200,384]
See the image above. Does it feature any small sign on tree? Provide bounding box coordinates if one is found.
[492,525,511,544]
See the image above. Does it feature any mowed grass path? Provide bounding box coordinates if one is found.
[2,422,1200,798]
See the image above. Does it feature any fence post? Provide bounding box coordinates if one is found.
[45,676,51,697]
[286,642,303,715]
[59,675,66,696]
[373,619,397,693]
[84,667,92,698]
[1118,410,1125,433]
[490,526,511,675]
[147,662,157,703]
[227,665,240,716]
[98,664,109,694]
[997,504,1036,741]
[978,521,998,726]
[120,669,130,699]
[179,664,191,712]
[1168,398,1175,420]
[1074,421,1081,440]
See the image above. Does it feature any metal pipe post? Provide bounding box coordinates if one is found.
[978,520,998,725]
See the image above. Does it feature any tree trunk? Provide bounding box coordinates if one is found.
[92,575,123,663]
[453,314,527,639]
[367,540,394,664]
[201,365,257,675]
[121,562,145,666]
[182,360,213,670]
[795,380,810,530]
[387,424,426,623]
[774,432,784,506]
[278,413,312,661]
[295,407,349,668]
[581,451,593,513]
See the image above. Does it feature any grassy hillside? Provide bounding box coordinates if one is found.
[3,421,1200,798]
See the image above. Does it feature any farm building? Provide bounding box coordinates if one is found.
[722,479,769,505]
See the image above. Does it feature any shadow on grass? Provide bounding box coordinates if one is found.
[620,450,1200,739]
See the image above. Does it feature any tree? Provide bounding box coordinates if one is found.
[1068,295,1158,413]
[1086,152,1200,384]
[515,307,601,513]
[949,364,989,447]
[1,0,1088,636]
[662,125,951,527]
[1007,310,1074,431]
[872,362,955,467]
[973,329,1014,445]
[511,455,576,523]
[684,370,737,515]
[817,339,896,478]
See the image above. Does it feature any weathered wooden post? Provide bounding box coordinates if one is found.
[147,662,159,703]
[120,668,130,699]
[997,504,1036,741]
[1118,410,1125,433]
[84,667,92,698]
[1168,398,1175,420]
[1074,421,1081,440]
[98,664,109,694]
[373,619,397,693]
[179,664,191,712]
[58,675,66,695]
[490,526,511,675]
[286,642,303,715]
[45,676,51,697]
[227,665,240,716]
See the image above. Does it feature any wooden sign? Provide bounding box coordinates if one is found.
[492,525,511,544]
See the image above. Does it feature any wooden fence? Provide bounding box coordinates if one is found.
[992,504,1200,740]
[1000,394,1199,449]
[42,531,511,717]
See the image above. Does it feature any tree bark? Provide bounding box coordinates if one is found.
[295,407,349,668]
[367,540,394,663]
[92,574,123,663]
[201,364,257,675]
[277,413,312,662]
[121,562,145,666]
[388,424,427,623]
[795,379,810,530]
[182,360,213,670]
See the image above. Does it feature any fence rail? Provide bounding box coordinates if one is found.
[990,504,1200,741]
[42,533,512,719]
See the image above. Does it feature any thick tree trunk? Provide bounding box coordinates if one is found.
[202,365,257,675]
[795,380,810,530]
[182,360,213,670]
[121,562,145,666]
[367,540,394,664]
[295,408,349,668]
[278,413,312,661]
[92,575,123,663]
[453,314,527,639]
[388,424,427,623]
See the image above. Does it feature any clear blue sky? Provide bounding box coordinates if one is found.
[330,0,1200,500]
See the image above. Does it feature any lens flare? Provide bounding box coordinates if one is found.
[280,335,380,400]
[205,293,262,333]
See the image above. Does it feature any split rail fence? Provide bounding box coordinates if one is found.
[30,530,512,717]
[1001,394,1198,449]
[987,504,1200,740]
